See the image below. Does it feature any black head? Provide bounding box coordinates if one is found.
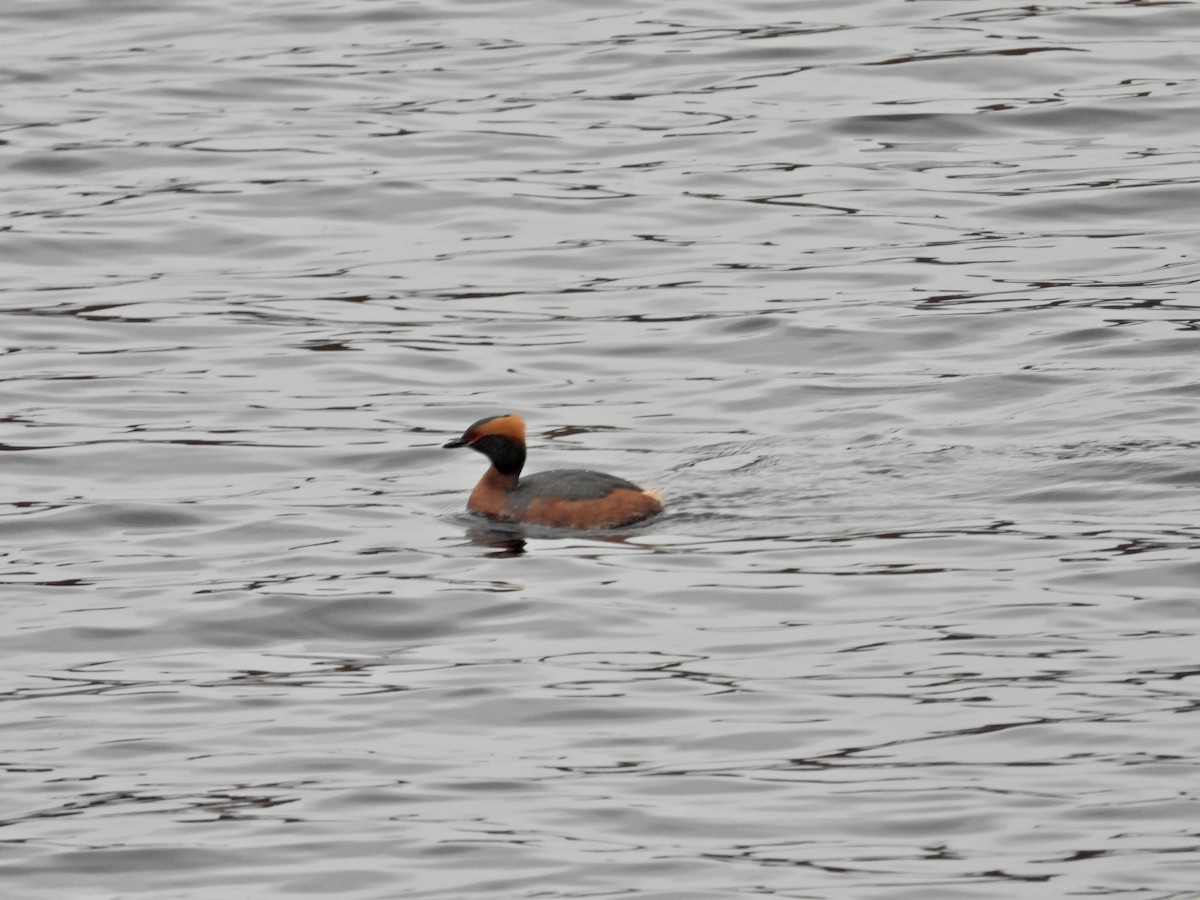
[443,413,527,476]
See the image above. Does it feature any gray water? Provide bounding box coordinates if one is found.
[3,1,1200,898]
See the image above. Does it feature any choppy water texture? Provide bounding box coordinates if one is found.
[3,0,1200,897]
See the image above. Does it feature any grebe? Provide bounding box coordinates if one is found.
[444,413,663,529]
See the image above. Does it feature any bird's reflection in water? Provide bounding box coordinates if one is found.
[462,519,652,557]
[465,521,528,557]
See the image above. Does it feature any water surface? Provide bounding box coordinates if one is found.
[3,0,1200,897]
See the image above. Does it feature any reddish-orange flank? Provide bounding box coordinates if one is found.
[444,413,663,529]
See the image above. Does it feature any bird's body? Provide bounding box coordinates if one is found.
[444,414,663,529]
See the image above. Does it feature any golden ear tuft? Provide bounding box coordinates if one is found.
[476,413,526,444]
